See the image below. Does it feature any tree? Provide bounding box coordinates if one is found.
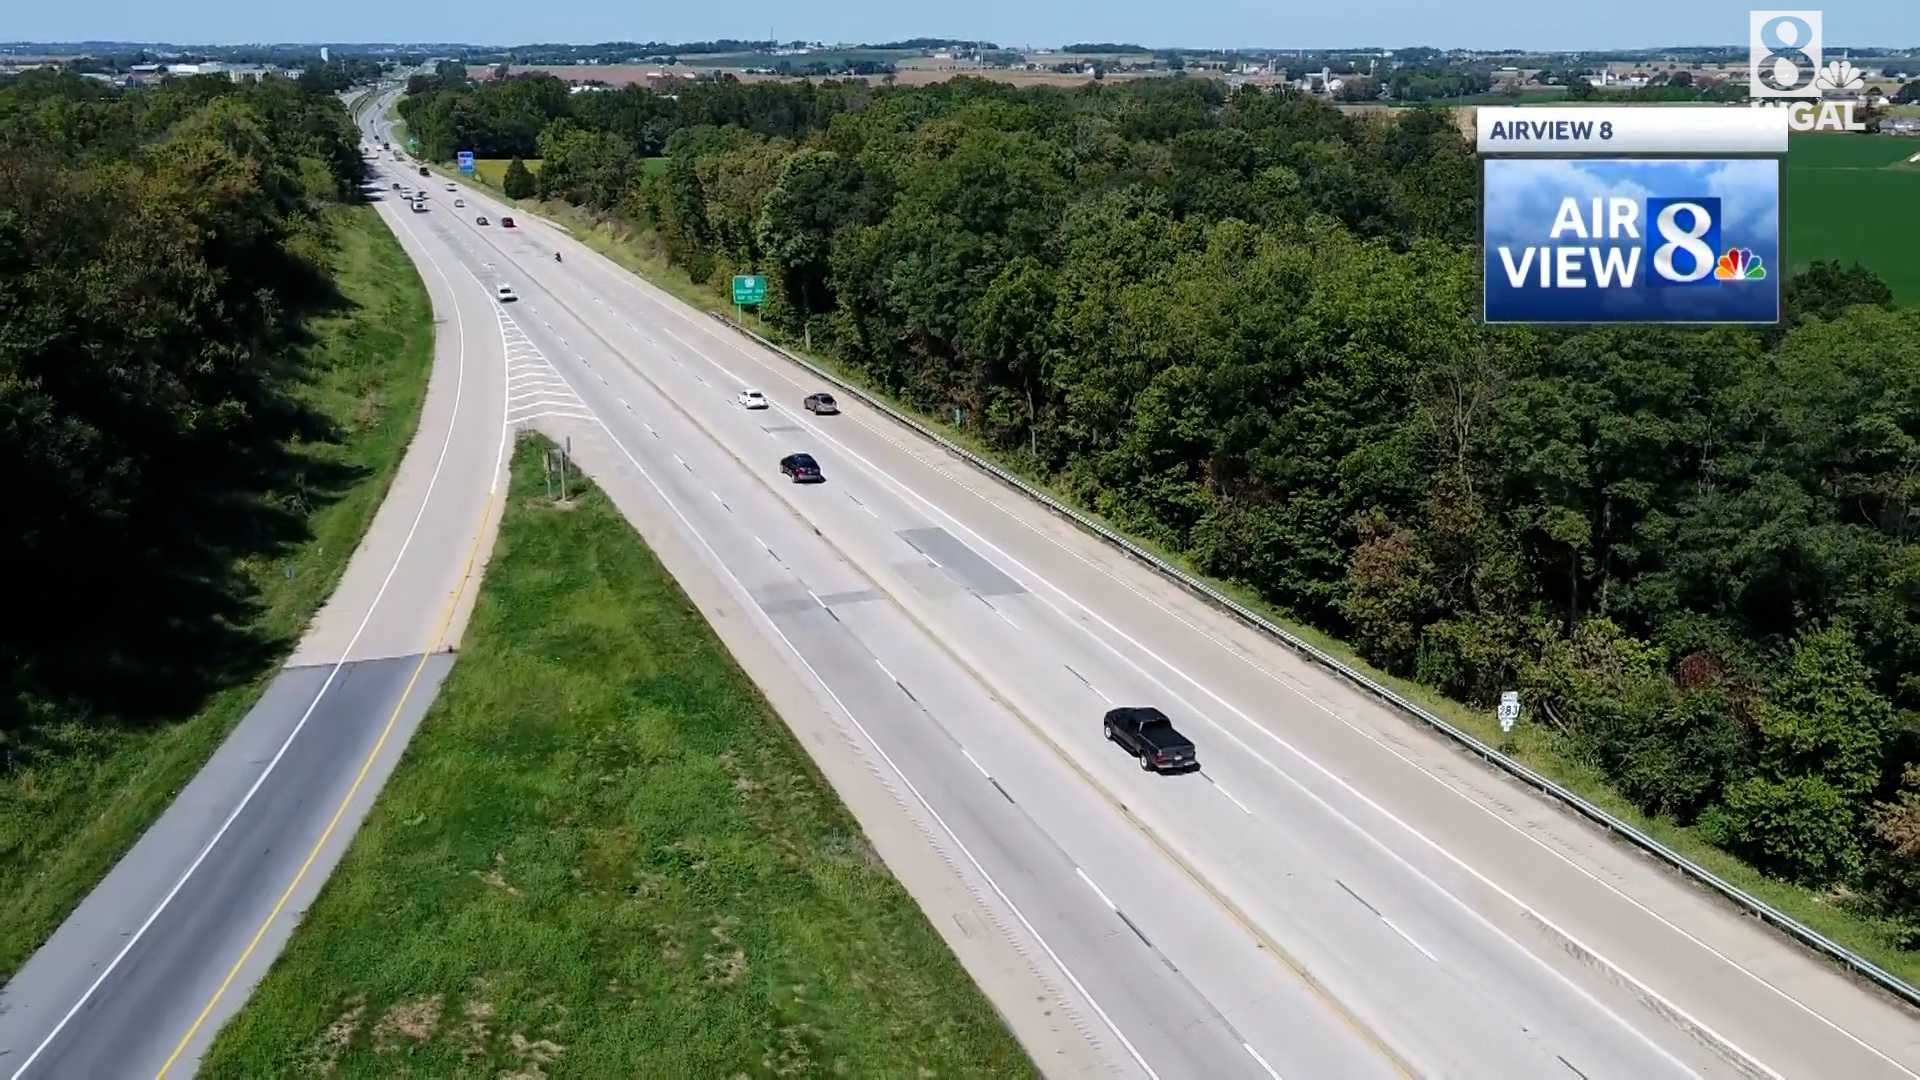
[502,155,535,198]
[1701,775,1861,883]
[1784,260,1894,324]
[1670,70,1694,88]
[1896,80,1920,104]
[1756,624,1894,800]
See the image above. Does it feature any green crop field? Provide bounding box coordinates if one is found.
[1786,134,1920,303]
[471,157,541,189]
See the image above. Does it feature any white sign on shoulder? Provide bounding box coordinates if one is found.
[1497,690,1521,733]
[1476,107,1788,156]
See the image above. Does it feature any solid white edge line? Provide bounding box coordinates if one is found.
[517,345,1160,1080]
[10,183,481,1080]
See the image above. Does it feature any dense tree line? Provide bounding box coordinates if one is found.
[428,71,1918,939]
[0,71,365,742]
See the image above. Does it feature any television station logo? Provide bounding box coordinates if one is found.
[1749,10,1868,131]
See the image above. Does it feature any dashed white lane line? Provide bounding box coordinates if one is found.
[1213,781,1254,816]
[1244,1042,1284,1080]
[961,748,993,779]
[1384,919,1440,964]
[874,658,899,684]
[1076,867,1117,912]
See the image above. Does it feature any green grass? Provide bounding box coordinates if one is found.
[0,204,437,982]
[1787,133,1920,302]
[200,435,1033,1078]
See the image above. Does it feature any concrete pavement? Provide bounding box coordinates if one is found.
[398,125,1920,1079]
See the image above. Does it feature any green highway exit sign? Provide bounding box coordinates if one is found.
[732,274,767,306]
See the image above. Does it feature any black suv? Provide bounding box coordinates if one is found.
[779,453,824,483]
[803,392,840,415]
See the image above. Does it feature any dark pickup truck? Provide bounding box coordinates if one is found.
[1103,706,1198,773]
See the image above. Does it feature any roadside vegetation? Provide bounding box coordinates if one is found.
[0,71,433,980]
[399,70,1920,976]
[202,435,1032,1077]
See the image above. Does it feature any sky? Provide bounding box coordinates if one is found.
[6,1,1916,51]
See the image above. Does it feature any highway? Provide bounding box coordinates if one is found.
[2,82,1914,1078]
[352,97,1918,1078]
[0,93,509,1077]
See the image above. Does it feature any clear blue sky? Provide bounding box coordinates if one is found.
[8,1,1915,51]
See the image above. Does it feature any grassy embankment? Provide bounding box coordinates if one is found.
[200,435,1032,1077]
[0,204,437,982]
[425,167,1920,986]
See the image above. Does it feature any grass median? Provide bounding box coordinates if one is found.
[0,203,436,981]
[200,434,1032,1078]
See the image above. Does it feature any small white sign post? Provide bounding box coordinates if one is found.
[1497,690,1521,734]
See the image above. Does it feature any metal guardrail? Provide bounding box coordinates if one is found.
[711,311,1920,1012]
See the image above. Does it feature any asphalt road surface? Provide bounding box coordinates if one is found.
[0,94,506,1078]
[347,102,1918,1078]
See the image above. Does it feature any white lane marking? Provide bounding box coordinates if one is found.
[1213,781,1253,816]
[673,453,690,472]
[646,424,658,438]
[624,288,1730,1078]
[1384,919,1440,965]
[961,748,992,780]
[9,196,483,1080]
[807,589,827,609]
[922,554,941,569]
[685,292,1890,1071]
[992,607,1021,631]
[710,490,728,509]
[1244,1042,1284,1080]
[1076,867,1117,912]
[874,659,899,684]
[523,356,1159,1080]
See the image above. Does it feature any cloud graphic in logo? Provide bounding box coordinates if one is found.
[1815,59,1865,92]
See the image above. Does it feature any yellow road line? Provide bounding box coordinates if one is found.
[154,490,499,1078]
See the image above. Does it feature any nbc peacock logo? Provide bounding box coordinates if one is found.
[1714,247,1767,282]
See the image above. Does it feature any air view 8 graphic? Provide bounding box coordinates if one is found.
[1483,158,1781,323]
[1477,107,1787,325]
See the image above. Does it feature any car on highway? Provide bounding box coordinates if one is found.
[779,453,825,483]
[476,215,490,225]
[454,198,465,207]
[446,183,457,191]
[803,392,839,415]
[501,216,516,228]
[391,182,400,190]
[495,284,517,303]
[1103,706,1198,773]
[418,165,429,176]
[737,389,769,410]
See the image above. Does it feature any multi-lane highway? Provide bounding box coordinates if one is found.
[342,96,1917,1078]
[3,83,1916,1078]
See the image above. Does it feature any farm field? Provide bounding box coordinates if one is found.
[1786,133,1920,303]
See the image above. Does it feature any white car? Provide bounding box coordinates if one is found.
[736,389,769,410]
[495,284,517,303]
[446,183,457,191]
[454,198,465,207]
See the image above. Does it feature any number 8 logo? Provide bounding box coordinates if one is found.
[1758,14,1815,94]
